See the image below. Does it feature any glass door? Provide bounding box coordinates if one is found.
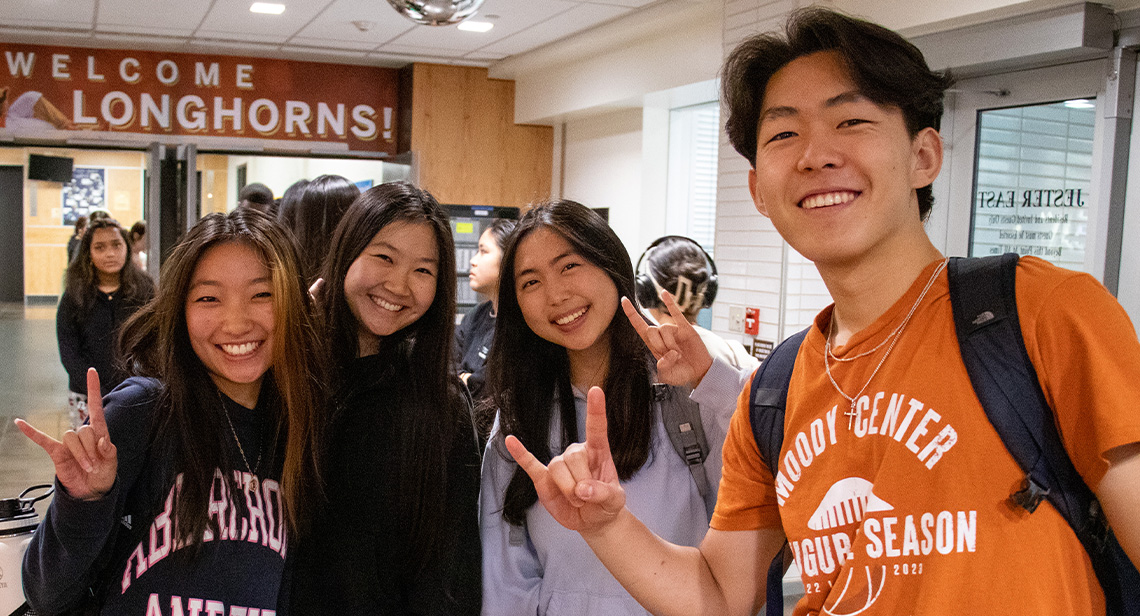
[932,58,1118,278]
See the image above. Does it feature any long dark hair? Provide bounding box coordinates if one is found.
[119,208,327,545]
[276,178,310,233]
[486,199,654,526]
[294,175,360,283]
[64,218,154,312]
[318,180,462,571]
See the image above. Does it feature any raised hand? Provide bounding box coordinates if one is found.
[505,387,626,533]
[15,368,117,501]
[622,291,713,389]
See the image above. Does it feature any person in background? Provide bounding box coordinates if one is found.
[276,178,310,234]
[66,215,88,265]
[292,175,360,284]
[635,236,759,375]
[455,219,516,434]
[479,200,743,615]
[128,220,147,272]
[21,208,326,615]
[290,181,481,615]
[238,183,274,214]
[56,218,155,429]
[87,210,113,223]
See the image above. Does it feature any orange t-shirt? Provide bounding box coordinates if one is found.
[711,257,1140,615]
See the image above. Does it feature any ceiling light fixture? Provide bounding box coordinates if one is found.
[250,2,286,15]
[457,20,493,32]
[385,0,486,26]
[1063,99,1095,109]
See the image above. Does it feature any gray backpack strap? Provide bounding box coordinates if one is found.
[655,383,714,518]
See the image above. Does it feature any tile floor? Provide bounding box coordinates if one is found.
[0,302,68,513]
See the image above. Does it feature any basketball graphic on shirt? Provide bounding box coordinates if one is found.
[807,477,894,531]
[822,565,887,616]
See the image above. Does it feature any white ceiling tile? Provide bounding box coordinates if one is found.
[0,0,95,27]
[276,44,372,61]
[386,0,579,54]
[377,43,469,57]
[0,0,680,68]
[477,3,629,56]
[288,37,383,51]
[579,0,661,7]
[292,0,416,47]
[195,0,333,39]
[96,0,209,35]
[193,30,290,44]
[95,24,200,37]
[186,38,283,52]
[464,50,509,61]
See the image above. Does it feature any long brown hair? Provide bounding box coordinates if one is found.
[120,208,326,543]
[64,217,154,312]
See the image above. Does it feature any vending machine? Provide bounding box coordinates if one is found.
[448,205,519,319]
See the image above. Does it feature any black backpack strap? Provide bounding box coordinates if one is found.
[748,327,808,616]
[749,328,809,477]
[948,253,1140,616]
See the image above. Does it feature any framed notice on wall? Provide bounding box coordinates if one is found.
[969,100,1093,272]
[62,167,106,225]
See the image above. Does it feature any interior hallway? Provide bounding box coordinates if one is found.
[0,302,68,510]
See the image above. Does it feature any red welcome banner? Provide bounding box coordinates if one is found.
[0,43,399,154]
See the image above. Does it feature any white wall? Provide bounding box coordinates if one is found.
[492,0,724,125]
[223,156,387,209]
[561,108,646,258]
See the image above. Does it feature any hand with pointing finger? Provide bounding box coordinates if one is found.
[505,387,626,533]
[15,368,117,501]
[622,291,713,389]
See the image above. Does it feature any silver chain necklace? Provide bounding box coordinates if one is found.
[825,259,948,430]
[218,391,263,493]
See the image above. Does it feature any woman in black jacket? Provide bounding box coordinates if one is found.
[57,217,154,428]
[290,181,481,615]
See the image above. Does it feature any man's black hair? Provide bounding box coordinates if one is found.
[721,7,953,220]
[238,182,274,206]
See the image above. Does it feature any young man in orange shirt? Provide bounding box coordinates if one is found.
[504,8,1140,615]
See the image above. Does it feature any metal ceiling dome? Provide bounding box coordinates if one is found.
[385,0,487,26]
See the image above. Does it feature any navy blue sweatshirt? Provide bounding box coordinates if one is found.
[22,378,288,616]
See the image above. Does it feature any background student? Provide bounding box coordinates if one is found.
[66,215,87,264]
[20,208,326,615]
[455,218,515,434]
[128,220,147,272]
[290,174,360,284]
[56,217,154,428]
[635,235,758,375]
[290,181,481,615]
[479,200,743,615]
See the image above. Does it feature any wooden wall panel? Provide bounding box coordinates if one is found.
[410,63,552,208]
[197,154,229,215]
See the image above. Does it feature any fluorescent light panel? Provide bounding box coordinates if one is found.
[457,21,494,33]
[250,3,286,15]
[1064,99,1095,109]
